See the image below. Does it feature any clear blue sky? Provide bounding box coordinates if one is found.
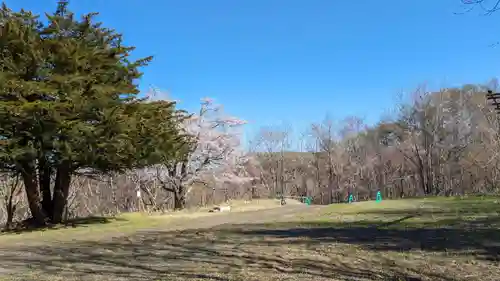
[7,0,500,146]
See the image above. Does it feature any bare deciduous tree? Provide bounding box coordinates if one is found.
[252,124,292,199]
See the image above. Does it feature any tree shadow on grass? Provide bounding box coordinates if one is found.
[0,225,471,281]
[1,201,498,280]
[227,215,500,262]
[290,198,500,262]
[1,216,125,235]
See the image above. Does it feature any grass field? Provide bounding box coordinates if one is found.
[0,196,498,281]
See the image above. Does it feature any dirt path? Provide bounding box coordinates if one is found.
[149,204,323,231]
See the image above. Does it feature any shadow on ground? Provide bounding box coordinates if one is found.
[1,219,495,280]
[1,216,124,235]
[243,199,500,262]
[0,230,453,281]
[228,216,500,261]
[1,199,499,280]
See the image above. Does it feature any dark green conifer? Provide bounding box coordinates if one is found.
[0,1,188,225]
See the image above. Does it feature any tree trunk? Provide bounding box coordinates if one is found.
[3,175,20,230]
[173,186,186,210]
[5,194,16,229]
[19,161,48,226]
[51,162,72,223]
[38,158,53,218]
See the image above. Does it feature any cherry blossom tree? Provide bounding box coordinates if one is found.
[137,90,255,209]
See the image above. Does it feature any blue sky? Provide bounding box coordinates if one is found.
[7,0,500,147]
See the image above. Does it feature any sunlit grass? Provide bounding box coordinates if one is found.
[284,195,500,229]
[0,213,161,246]
[0,199,290,246]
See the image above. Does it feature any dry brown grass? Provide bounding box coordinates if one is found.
[0,199,291,246]
[0,197,498,281]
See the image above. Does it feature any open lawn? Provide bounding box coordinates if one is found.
[0,197,498,281]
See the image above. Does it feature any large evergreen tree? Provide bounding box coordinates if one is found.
[0,1,188,225]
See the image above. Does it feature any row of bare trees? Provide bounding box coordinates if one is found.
[253,85,500,204]
[1,84,498,225]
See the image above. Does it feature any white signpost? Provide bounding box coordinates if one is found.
[136,189,143,212]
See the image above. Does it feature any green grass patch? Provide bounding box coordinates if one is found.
[0,212,167,246]
[292,196,500,227]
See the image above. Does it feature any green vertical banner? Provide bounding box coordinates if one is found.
[305,197,312,206]
[376,191,382,203]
